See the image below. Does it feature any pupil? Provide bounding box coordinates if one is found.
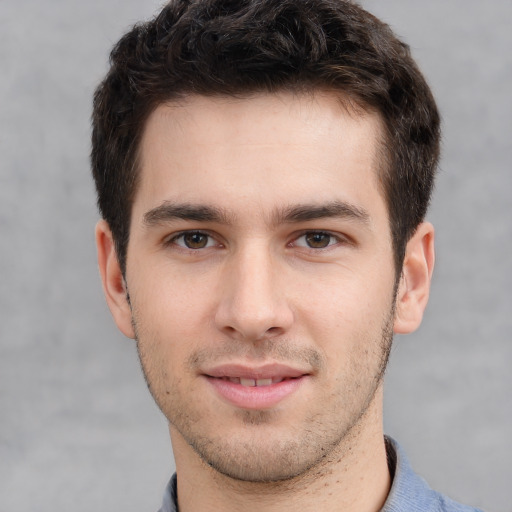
[185,233,207,248]
[307,233,330,248]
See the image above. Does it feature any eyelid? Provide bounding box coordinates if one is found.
[162,229,352,250]
[290,230,351,249]
[164,229,221,249]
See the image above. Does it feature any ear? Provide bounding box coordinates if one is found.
[394,222,435,334]
[95,220,135,339]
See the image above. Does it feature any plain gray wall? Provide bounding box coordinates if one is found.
[1,1,510,511]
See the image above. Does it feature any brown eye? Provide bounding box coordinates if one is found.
[305,232,332,248]
[182,232,210,249]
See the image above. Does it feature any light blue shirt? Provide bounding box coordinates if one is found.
[158,437,484,511]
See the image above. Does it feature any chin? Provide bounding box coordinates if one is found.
[199,441,321,483]
[178,417,346,484]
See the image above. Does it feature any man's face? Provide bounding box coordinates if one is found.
[124,92,398,482]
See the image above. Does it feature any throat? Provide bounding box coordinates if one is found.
[170,419,391,512]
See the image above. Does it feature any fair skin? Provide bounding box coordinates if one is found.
[96,92,434,512]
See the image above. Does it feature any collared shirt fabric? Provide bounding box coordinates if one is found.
[157,437,483,512]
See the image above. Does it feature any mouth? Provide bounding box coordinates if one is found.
[215,376,295,387]
[202,364,309,410]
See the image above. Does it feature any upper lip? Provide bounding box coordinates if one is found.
[202,363,309,380]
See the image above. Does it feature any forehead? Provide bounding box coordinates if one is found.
[135,91,386,223]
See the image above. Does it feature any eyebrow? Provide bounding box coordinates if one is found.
[142,200,370,228]
[143,202,233,227]
[274,201,370,225]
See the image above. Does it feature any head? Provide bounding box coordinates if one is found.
[91,0,440,278]
[92,0,439,487]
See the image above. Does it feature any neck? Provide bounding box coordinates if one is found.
[171,388,390,512]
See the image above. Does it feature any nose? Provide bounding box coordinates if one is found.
[214,243,294,343]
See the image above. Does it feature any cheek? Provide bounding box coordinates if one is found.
[132,290,201,414]
[299,266,394,328]
[129,274,212,385]
[296,267,395,365]
[134,264,216,328]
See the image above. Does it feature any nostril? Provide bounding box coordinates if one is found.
[257,326,284,341]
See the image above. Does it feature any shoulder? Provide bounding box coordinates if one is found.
[382,437,484,512]
[435,493,485,512]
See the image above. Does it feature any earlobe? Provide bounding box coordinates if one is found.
[393,222,435,334]
[95,220,136,339]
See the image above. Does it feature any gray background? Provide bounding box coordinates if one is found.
[1,1,510,511]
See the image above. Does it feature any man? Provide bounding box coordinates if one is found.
[91,1,483,510]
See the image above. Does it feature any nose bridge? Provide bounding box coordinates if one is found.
[216,239,292,341]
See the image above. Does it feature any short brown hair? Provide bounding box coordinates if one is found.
[91,0,440,275]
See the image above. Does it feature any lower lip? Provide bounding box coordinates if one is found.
[205,376,306,410]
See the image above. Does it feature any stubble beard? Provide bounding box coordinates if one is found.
[133,309,394,485]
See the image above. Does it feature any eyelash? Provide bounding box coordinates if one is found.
[165,231,221,250]
[291,231,346,250]
[164,230,347,251]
